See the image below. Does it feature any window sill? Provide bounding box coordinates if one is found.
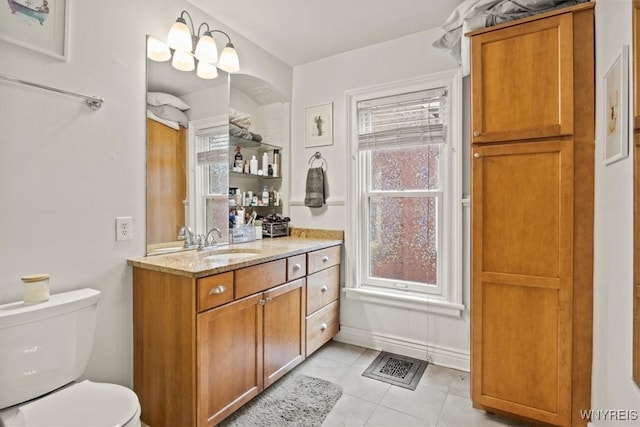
[343,287,465,318]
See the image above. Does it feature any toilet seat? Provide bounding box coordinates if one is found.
[13,380,140,427]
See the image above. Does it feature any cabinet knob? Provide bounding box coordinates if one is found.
[473,131,481,137]
[209,285,227,295]
[321,256,329,263]
[320,285,329,292]
[320,322,328,331]
[293,263,302,271]
[473,152,481,159]
[265,297,272,303]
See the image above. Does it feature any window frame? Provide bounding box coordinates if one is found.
[345,70,464,316]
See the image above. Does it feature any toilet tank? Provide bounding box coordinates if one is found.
[0,288,101,409]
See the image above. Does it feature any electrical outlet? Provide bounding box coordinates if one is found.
[116,216,133,241]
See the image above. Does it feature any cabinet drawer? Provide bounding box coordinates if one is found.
[197,272,234,312]
[307,246,341,275]
[306,300,339,356]
[306,265,340,315]
[287,254,307,281]
[235,259,287,299]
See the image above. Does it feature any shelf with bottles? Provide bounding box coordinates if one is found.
[230,135,282,178]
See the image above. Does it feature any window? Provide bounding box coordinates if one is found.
[346,71,463,314]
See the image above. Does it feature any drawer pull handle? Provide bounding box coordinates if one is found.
[321,256,329,263]
[209,285,226,295]
[320,285,329,292]
[293,263,302,271]
[320,322,328,331]
[473,152,480,159]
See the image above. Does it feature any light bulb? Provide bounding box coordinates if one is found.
[218,43,240,73]
[167,18,192,52]
[197,61,218,79]
[146,37,171,62]
[172,50,195,71]
[194,32,218,64]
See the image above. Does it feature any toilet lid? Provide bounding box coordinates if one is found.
[17,380,140,426]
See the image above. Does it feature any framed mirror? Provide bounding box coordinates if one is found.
[145,35,230,255]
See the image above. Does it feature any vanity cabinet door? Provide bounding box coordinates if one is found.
[263,278,306,387]
[197,293,264,427]
[470,13,574,143]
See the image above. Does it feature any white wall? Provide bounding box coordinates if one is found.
[0,0,291,388]
[592,0,640,423]
[290,29,471,370]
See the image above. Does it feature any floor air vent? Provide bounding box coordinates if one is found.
[361,351,428,390]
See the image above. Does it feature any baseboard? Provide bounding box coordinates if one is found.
[334,325,470,372]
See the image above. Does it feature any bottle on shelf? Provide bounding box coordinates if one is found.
[262,185,269,206]
[262,152,269,174]
[249,155,258,175]
[273,149,281,177]
[234,146,243,172]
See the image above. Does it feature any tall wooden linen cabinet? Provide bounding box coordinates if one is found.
[467,3,594,426]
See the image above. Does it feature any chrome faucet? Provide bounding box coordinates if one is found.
[198,227,223,251]
[177,225,196,248]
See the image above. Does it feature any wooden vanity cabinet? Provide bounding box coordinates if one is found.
[468,4,593,426]
[133,244,342,427]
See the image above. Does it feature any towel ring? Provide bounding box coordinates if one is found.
[308,152,327,171]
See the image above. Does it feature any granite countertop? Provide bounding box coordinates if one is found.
[128,229,343,278]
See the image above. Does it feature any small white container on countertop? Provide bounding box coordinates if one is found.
[21,274,50,304]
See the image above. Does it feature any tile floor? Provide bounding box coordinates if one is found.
[293,340,524,427]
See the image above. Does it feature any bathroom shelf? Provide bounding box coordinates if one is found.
[230,171,282,180]
[230,135,282,151]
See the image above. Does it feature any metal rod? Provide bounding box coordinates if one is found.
[0,73,104,110]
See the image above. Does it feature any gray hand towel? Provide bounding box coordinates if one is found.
[304,167,325,207]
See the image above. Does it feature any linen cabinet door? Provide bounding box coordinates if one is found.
[471,140,573,426]
[197,293,264,427]
[263,278,306,387]
[470,13,574,143]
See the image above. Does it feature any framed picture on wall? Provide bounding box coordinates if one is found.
[305,102,333,147]
[0,0,68,60]
[604,45,629,166]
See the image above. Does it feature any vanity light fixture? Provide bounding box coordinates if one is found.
[148,10,240,79]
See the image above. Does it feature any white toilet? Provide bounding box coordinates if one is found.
[0,288,141,426]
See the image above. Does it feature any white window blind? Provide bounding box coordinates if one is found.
[357,88,447,151]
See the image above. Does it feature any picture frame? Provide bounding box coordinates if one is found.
[0,0,68,61]
[604,45,629,166]
[305,102,333,147]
